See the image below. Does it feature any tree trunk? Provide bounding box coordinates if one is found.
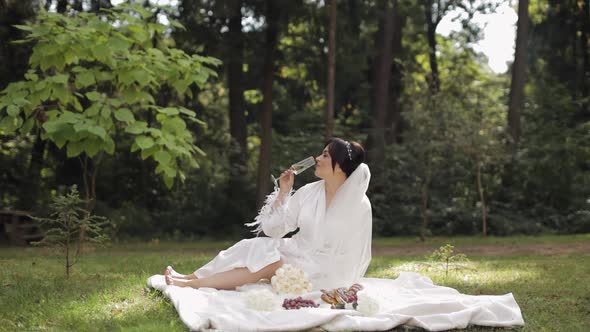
[18,131,46,211]
[324,0,337,140]
[424,0,440,93]
[507,0,529,146]
[385,2,405,145]
[91,0,112,13]
[368,2,395,170]
[57,0,67,13]
[256,0,281,209]
[227,0,248,188]
[419,166,432,242]
[76,154,99,256]
[580,0,589,118]
[476,155,487,236]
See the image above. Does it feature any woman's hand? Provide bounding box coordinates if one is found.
[278,168,294,194]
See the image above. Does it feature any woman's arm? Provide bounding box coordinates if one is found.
[245,169,303,238]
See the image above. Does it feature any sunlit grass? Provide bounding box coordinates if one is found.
[1,236,589,331]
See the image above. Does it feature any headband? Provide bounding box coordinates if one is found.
[345,141,352,161]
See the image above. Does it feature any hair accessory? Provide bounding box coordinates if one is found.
[345,141,352,161]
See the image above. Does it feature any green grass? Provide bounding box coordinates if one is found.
[0,235,588,331]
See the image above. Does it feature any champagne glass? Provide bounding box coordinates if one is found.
[271,156,316,188]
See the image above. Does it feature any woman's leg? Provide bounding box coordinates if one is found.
[164,266,197,280]
[166,259,283,290]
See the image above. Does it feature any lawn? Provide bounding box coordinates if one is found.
[0,235,588,331]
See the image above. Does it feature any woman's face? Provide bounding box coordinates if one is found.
[314,145,337,179]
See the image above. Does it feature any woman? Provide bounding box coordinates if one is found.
[164,138,372,291]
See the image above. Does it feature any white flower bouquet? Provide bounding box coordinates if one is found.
[271,264,313,295]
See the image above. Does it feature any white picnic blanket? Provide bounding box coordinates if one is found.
[147,272,524,331]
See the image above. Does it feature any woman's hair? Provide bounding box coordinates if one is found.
[325,137,365,177]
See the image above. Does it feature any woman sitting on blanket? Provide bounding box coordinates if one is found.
[164,138,372,291]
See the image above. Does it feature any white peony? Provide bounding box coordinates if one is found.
[271,264,313,295]
[245,289,279,311]
[355,290,380,316]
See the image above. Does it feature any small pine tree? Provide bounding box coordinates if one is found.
[33,186,110,278]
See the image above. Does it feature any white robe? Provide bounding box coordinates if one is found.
[195,163,373,290]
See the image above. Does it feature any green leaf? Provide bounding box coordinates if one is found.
[86,91,102,101]
[13,24,34,31]
[154,150,171,165]
[187,116,206,127]
[104,135,115,155]
[73,122,89,133]
[135,135,154,149]
[87,125,107,139]
[169,19,186,31]
[75,71,95,89]
[158,107,179,116]
[82,139,100,157]
[51,85,69,102]
[163,175,174,188]
[66,141,83,158]
[114,108,135,123]
[92,45,111,62]
[125,121,147,134]
[7,105,19,117]
[178,107,196,117]
[53,74,69,84]
[42,120,67,134]
[0,116,20,133]
[162,117,186,132]
[24,70,38,81]
[132,69,149,85]
[140,146,157,160]
[20,117,35,134]
[86,103,102,117]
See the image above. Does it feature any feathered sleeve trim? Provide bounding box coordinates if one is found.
[244,186,294,236]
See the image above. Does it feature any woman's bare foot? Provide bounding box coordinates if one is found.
[165,274,198,288]
[164,266,198,280]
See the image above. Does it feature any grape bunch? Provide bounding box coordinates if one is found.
[282,296,320,310]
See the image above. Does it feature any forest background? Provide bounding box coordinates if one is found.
[0,0,588,241]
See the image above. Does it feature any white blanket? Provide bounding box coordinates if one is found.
[147,272,524,331]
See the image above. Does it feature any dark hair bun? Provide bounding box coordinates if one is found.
[325,138,365,177]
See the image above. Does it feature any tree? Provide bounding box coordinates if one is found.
[227,0,248,178]
[0,4,220,203]
[368,0,395,171]
[507,0,529,146]
[256,0,282,208]
[33,186,110,278]
[324,0,336,139]
[385,1,405,145]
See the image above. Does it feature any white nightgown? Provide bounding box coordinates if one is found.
[194,163,373,290]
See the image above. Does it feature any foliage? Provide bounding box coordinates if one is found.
[32,186,110,278]
[0,1,588,239]
[0,3,221,187]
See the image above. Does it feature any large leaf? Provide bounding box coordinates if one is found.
[125,121,147,134]
[75,71,95,89]
[86,91,102,101]
[154,150,171,165]
[114,108,135,123]
[135,135,154,149]
[87,125,107,139]
[0,116,21,133]
[66,141,84,158]
[7,105,20,117]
